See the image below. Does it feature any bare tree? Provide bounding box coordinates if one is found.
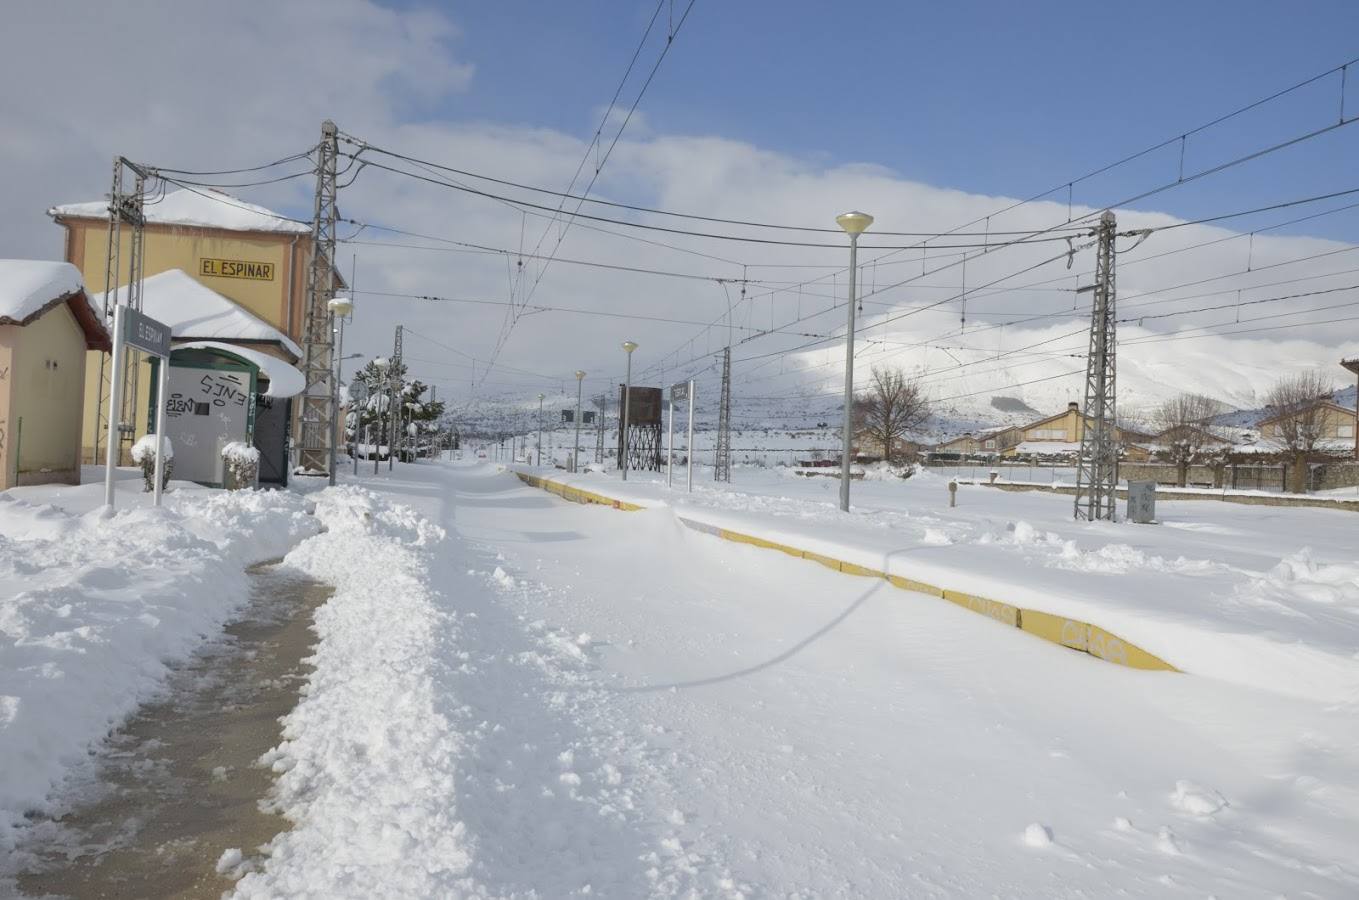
[853,366,931,463]
[1152,393,1226,486]
[1263,371,1334,492]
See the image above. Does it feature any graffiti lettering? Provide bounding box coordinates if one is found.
[198,373,247,408]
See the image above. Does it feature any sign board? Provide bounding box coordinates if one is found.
[618,385,663,426]
[121,307,171,358]
[347,379,370,407]
[670,382,690,402]
[1126,480,1157,523]
[200,257,276,281]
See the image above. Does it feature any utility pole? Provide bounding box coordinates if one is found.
[714,345,732,482]
[1075,211,1119,521]
[389,324,402,471]
[536,393,545,466]
[297,120,340,476]
[594,394,606,463]
[94,157,150,466]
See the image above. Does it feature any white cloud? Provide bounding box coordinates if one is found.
[3,1,1353,422]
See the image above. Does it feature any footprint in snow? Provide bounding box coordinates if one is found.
[1170,780,1227,816]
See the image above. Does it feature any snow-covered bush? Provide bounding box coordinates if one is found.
[221,441,260,490]
[130,434,173,492]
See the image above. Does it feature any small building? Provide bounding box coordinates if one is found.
[90,269,303,483]
[979,425,1024,454]
[48,188,342,464]
[150,341,303,488]
[1256,397,1357,456]
[1007,402,1153,459]
[1341,357,1359,459]
[934,432,982,455]
[0,261,110,489]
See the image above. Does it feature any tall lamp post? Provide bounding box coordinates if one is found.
[573,370,586,472]
[326,295,353,486]
[835,210,873,513]
[536,393,545,467]
[372,356,388,475]
[620,341,638,480]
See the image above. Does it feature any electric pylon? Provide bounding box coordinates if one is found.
[93,157,149,464]
[1074,211,1119,521]
[714,345,732,482]
[297,120,340,475]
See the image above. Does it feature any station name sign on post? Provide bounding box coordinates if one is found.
[104,305,173,512]
[121,307,172,357]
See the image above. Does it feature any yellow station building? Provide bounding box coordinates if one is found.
[47,187,337,464]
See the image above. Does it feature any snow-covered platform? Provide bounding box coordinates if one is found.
[510,463,1359,703]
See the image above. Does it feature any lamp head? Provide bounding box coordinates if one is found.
[327,295,354,317]
[575,370,586,380]
[374,356,389,370]
[835,211,874,235]
[622,341,638,353]
[538,393,545,401]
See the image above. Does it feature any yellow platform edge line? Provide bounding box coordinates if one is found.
[512,472,1178,673]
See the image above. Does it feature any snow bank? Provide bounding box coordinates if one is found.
[0,488,319,853]
[0,259,82,322]
[130,433,174,462]
[221,441,260,463]
[231,487,477,897]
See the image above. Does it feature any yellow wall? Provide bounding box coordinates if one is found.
[0,305,86,487]
[0,340,11,488]
[1023,407,1082,443]
[65,219,307,463]
[76,225,301,334]
[1261,405,1357,440]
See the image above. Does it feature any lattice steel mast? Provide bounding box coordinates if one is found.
[1074,211,1119,521]
[93,157,150,464]
[297,120,340,475]
[714,345,732,482]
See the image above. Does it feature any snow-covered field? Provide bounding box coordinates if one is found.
[4,459,1358,896]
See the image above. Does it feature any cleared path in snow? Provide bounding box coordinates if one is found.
[346,460,1359,898]
[11,563,330,898]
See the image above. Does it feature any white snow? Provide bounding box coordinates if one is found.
[221,441,261,463]
[227,461,1359,897]
[50,187,310,234]
[216,848,244,875]
[90,269,303,358]
[6,458,1359,896]
[176,341,305,399]
[0,259,83,322]
[514,463,1359,704]
[130,433,173,462]
[0,479,318,854]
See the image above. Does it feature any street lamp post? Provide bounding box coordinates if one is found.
[325,295,354,486]
[573,370,586,473]
[835,210,873,513]
[620,341,638,481]
[536,393,545,467]
[372,356,388,475]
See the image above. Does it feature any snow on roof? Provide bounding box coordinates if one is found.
[0,259,84,322]
[174,340,305,399]
[92,269,301,358]
[49,187,310,235]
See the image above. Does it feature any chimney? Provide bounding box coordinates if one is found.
[1067,402,1079,412]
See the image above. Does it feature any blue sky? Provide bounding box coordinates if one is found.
[398,1,1359,238]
